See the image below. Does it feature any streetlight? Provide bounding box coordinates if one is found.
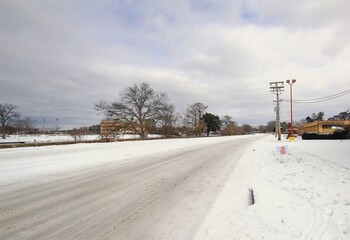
[43,119,46,134]
[286,79,296,140]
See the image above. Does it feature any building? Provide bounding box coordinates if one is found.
[100,120,143,141]
[300,120,350,134]
[100,120,131,141]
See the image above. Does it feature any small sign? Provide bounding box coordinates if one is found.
[276,145,289,155]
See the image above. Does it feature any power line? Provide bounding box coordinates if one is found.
[282,88,350,103]
[294,88,350,101]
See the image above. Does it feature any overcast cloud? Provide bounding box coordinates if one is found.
[0,0,349,129]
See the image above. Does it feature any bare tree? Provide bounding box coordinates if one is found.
[266,120,276,133]
[13,118,25,134]
[14,117,35,134]
[221,115,242,135]
[158,104,178,137]
[242,124,253,134]
[0,103,20,139]
[183,102,207,137]
[69,127,85,142]
[220,115,234,130]
[95,82,169,139]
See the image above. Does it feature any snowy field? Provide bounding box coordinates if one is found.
[0,134,349,239]
[0,134,163,143]
[0,134,100,143]
[196,135,350,239]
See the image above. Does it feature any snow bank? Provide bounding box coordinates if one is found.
[195,135,350,239]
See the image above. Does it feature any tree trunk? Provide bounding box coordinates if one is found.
[1,123,5,139]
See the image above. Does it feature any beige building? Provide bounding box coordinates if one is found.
[100,120,132,141]
[300,120,350,134]
[100,120,143,141]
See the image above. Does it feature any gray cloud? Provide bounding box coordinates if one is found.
[0,0,349,129]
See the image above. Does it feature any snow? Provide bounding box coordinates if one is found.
[0,134,349,239]
[0,134,163,143]
[0,136,245,193]
[0,134,100,143]
[195,135,350,239]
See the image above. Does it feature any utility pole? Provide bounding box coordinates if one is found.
[270,81,284,140]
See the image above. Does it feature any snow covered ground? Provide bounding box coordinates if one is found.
[0,134,100,143]
[195,134,350,240]
[0,134,163,143]
[0,134,349,239]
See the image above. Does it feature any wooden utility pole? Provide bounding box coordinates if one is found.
[270,81,284,140]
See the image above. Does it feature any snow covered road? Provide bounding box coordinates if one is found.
[0,135,262,240]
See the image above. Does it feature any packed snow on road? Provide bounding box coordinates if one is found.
[0,134,349,239]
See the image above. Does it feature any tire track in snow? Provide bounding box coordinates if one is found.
[258,174,337,240]
[300,197,336,240]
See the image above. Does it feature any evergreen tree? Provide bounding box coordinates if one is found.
[202,113,221,137]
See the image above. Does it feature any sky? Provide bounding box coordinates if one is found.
[0,0,349,129]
